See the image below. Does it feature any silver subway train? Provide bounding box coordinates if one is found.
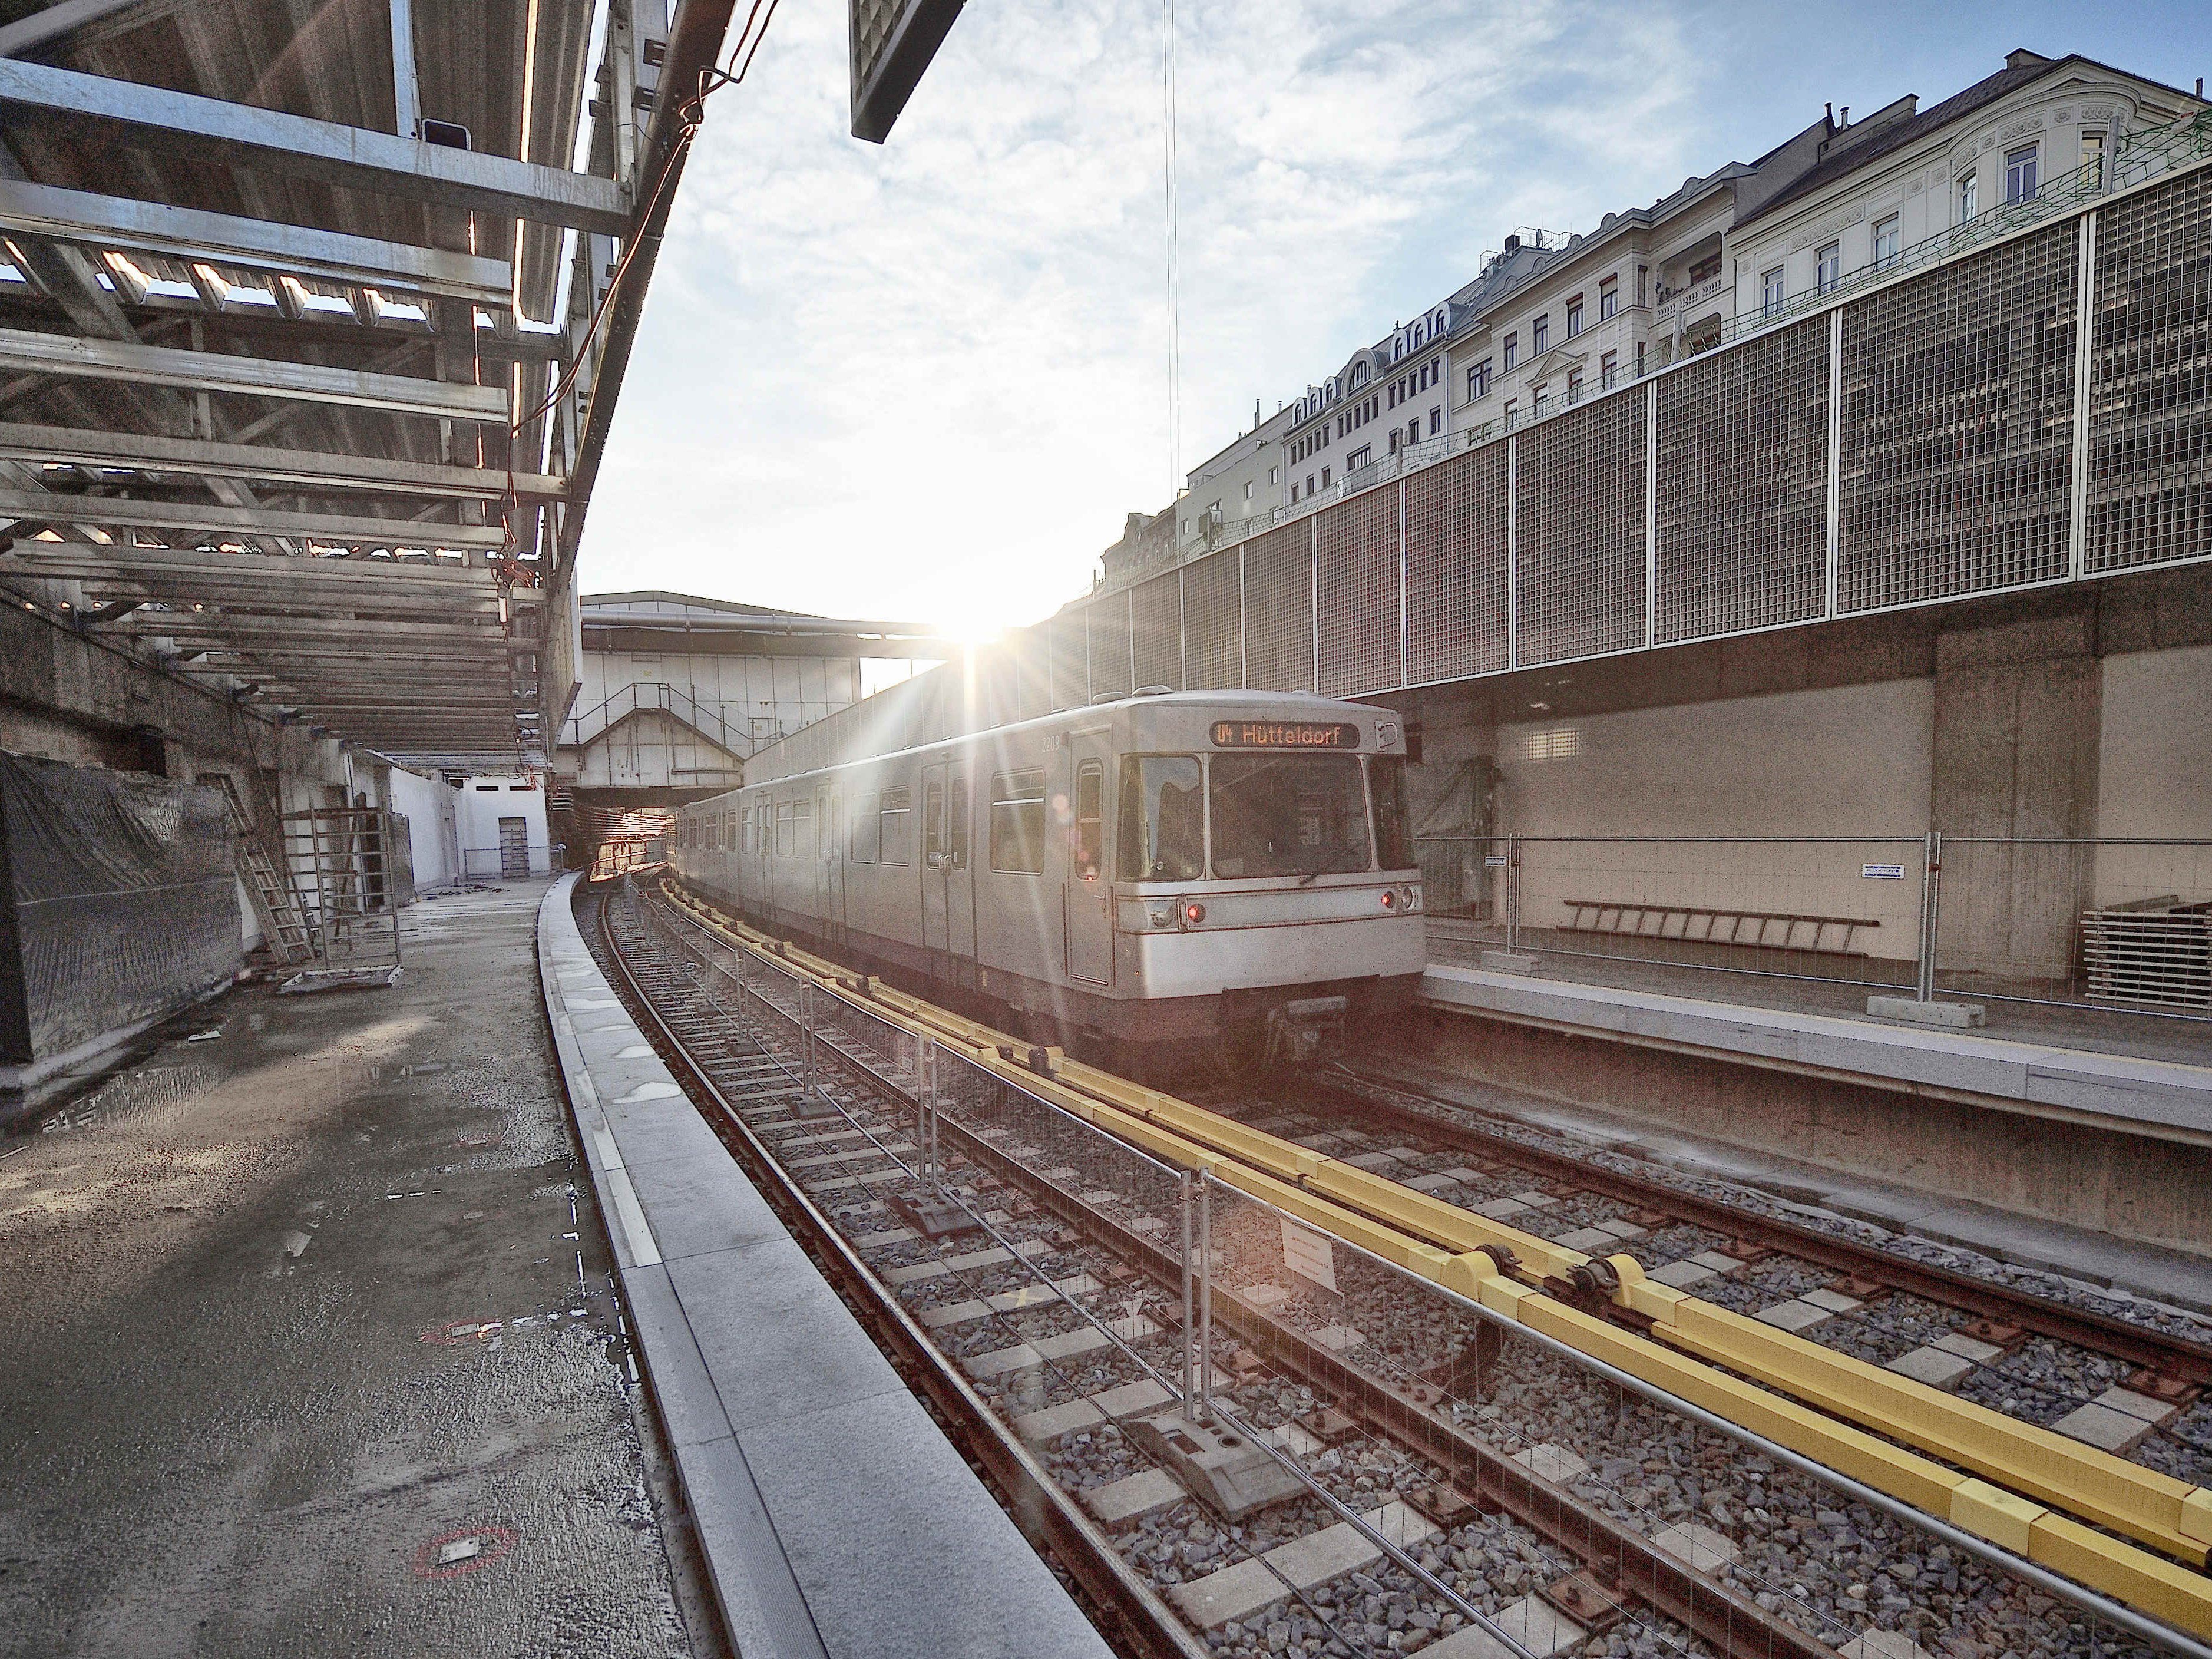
[670,689,1425,1060]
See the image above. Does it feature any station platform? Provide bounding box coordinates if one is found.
[1420,961,2212,1142]
[538,874,1113,1659]
[0,880,722,1658]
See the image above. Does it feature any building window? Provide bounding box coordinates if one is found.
[1689,251,1722,285]
[1565,296,1583,337]
[1566,371,1582,404]
[1599,276,1618,320]
[1635,265,1648,307]
[1872,215,1899,268]
[1817,242,1840,293]
[1503,398,1518,429]
[1503,334,1517,371]
[1429,407,1441,435]
[1761,265,1785,318]
[1956,173,1977,225]
[1320,466,1330,487]
[1635,341,1645,375]
[1531,315,1548,353]
[2005,144,2038,203]
[1269,465,1279,485]
[1289,481,1299,502]
[1407,420,1419,446]
[1532,382,1548,416]
[1348,446,1371,469]
[1467,359,1492,401]
[1388,429,1399,454]
[1600,351,1618,389]
[1306,473,1315,494]
[2081,128,2106,189]
[1243,481,1252,501]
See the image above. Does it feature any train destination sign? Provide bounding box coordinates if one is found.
[1210,720,1361,750]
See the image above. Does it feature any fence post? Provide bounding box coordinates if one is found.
[1916,831,1943,1003]
[1197,1172,1214,1420]
[801,981,816,1102]
[1506,834,1522,957]
[1179,1169,1195,1420]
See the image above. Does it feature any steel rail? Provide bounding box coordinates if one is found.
[627,881,1835,1659]
[648,875,2212,1643]
[584,883,1205,1659]
[1321,1066,2212,1389]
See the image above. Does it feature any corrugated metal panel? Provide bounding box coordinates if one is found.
[1837,220,2078,612]
[1515,394,1647,666]
[1241,523,1315,691]
[2087,167,2212,574]
[1405,441,1509,683]
[1010,625,1052,721]
[1089,591,1133,702]
[1181,548,1243,689]
[1050,607,1087,711]
[1316,485,1401,696]
[1131,573,1183,691]
[1656,316,1830,641]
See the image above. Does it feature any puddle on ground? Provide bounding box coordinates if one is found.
[32,1062,224,1136]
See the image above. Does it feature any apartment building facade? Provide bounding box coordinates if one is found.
[1090,48,2198,597]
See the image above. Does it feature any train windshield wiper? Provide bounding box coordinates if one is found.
[1297,844,1368,885]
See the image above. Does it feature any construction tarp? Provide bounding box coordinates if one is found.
[0,752,240,1065]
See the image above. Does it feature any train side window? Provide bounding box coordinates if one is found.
[775,801,793,858]
[851,791,880,862]
[879,787,912,866]
[1368,756,1414,870]
[924,780,945,864]
[793,795,814,858]
[950,775,970,870]
[1073,761,1105,880]
[1116,755,1203,880]
[990,769,1046,874]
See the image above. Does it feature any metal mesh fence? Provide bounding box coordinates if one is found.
[1315,484,1401,696]
[1131,571,1183,692]
[1404,439,1509,685]
[1050,606,1088,712]
[2087,164,2212,574]
[1181,546,1244,690]
[1514,394,1648,666]
[1088,590,1134,703]
[1655,316,1830,642]
[1837,220,2079,613]
[1241,523,1317,692]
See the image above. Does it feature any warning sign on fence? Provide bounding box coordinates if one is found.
[1280,1219,1338,1294]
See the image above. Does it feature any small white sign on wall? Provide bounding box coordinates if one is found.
[1863,862,1906,880]
[1280,1218,1338,1294]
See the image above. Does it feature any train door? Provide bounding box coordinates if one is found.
[921,764,950,969]
[1064,741,1112,986]
[817,785,842,942]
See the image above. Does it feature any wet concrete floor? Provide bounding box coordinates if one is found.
[0,881,727,1659]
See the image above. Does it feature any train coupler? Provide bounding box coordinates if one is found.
[1262,994,1348,1068]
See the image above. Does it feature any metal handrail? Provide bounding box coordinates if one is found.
[562,680,752,756]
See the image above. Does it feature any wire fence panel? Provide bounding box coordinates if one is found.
[1049,606,1088,713]
[1404,437,1509,685]
[1089,590,1134,703]
[1315,482,1402,697]
[1655,315,1830,643]
[1130,571,1183,692]
[1180,546,1244,690]
[1241,523,1317,692]
[1514,392,1648,667]
[1837,219,2080,614]
[2087,164,2212,575]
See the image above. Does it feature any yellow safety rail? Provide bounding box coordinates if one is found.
[654,880,2212,1640]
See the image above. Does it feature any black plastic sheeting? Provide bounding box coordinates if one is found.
[0,752,242,1065]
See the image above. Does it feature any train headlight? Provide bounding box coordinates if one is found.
[1182,901,1206,928]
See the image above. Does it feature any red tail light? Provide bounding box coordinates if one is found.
[1184,902,1206,925]
[1380,890,1397,910]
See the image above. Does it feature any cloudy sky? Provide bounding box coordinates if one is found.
[582,1,2198,637]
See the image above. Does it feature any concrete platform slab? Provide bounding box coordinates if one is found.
[2093,1385,2181,1426]
[1932,1331,2008,1363]
[1168,1500,1437,1628]
[1754,1298,1836,1333]
[1800,1287,1865,1314]
[1648,1258,1720,1289]
[1010,1377,1178,1445]
[2050,1400,2156,1453]
[1553,1226,1619,1252]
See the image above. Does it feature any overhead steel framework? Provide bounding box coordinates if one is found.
[0,0,742,769]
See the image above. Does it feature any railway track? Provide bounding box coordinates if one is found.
[597,873,2212,1659]
[1251,1068,2212,1472]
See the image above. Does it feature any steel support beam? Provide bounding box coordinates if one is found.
[0,421,563,502]
[0,0,181,59]
[0,177,510,302]
[0,488,508,549]
[0,327,506,418]
[0,58,631,234]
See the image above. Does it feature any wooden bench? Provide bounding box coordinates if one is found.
[1559,898,1879,957]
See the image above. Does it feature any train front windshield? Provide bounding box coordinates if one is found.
[1208,754,1371,880]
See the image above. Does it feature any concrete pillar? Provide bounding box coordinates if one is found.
[1929,600,2101,991]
